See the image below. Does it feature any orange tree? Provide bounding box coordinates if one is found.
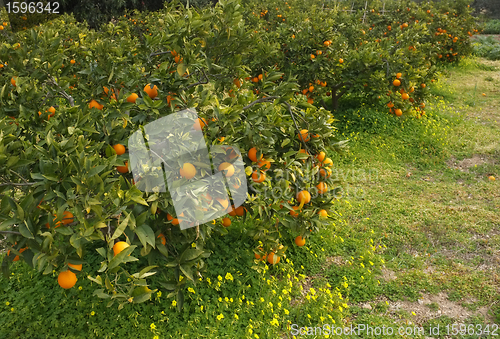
[0,0,345,310]
[240,0,478,117]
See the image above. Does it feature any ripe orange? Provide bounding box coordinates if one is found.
[113,241,130,256]
[89,99,104,110]
[117,161,129,173]
[488,176,495,181]
[248,147,263,162]
[421,83,426,88]
[222,217,231,227]
[393,79,401,86]
[257,159,271,171]
[252,170,266,183]
[233,78,242,88]
[214,198,228,210]
[396,72,402,78]
[235,206,245,216]
[48,106,56,116]
[402,93,409,100]
[315,151,326,162]
[387,102,394,108]
[180,163,196,179]
[323,40,330,46]
[157,233,166,245]
[308,86,314,92]
[339,58,344,63]
[8,247,27,261]
[267,252,280,264]
[218,162,235,177]
[294,236,306,247]
[68,263,82,271]
[298,129,310,142]
[10,76,17,86]
[290,206,300,217]
[316,182,328,194]
[323,158,333,167]
[61,211,74,225]
[395,109,403,116]
[127,93,138,103]
[58,270,77,289]
[70,59,76,64]
[296,190,311,204]
[144,84,158,99]
[318,209,328,218]
[254,248,267,261]
[228,205,237,216]
[193,117,208,131]
[113,144,126,155]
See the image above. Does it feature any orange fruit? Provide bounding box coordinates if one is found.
[298,129,310,142]
[395,109,403,116]
[48,106,56,115]
[117,161,129,173]
[396,72,402,78]
[216,198,229,210]
[68,263,82,271]
[228,205,237,216]
[70,59,76,64]
[8,247,27,261]
[421,83,426,88]
[61,211,74,225]
[113,144,126,155]
[318,209,328,218]
[257,159,271,171]
[316,182,328,194]
[218,162,235,177]
[252,171,266,183]
[222,217,231,227]
[157,233,167,245]
[235,206,245,216]
[254,248,267,261]
[143,84,158,99]
[193,117,208,131]
[127,93,138,103]
[339,58,344,63]
[402,93,409,100]
[295,236,306,247]
[290,206,300,217]
[89,99,104,110]
[180,163,196,179]
[233,78,242,88]
[488,176,495,181]
[323,158,333,167]
[296,190,311,204]
[393,79,401,86]
[10,76,17,86]
[315,151,326,162]
[387,102,394,108]
[308,86,314,92]
[248,147,263,162]
[267,252,280,264]
[113,241,130,256]
[58,270,77,289]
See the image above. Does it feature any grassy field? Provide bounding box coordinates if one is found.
[328,56,500,338]
[0,56,499,338]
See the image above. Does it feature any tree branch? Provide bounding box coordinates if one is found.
[0,230,22,235]
[183,68,209,90]
[243,96,279,110]
[0,182,36,187]
[9,169,29,183]
[47,75,75,107]
[282,102,311,156]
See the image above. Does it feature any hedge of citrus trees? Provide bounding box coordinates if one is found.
[0,0,477,310]
[241,0,477,117]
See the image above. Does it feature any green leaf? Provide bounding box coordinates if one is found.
[0,219,16,231]
[130,195,148,206]
[110,211,130,241]
[179,249,204,263]
[88,165,107,177]
[96,247,107,258]
[55,227,74,235]
[177,290,184,312]
[281,138,290,147]
[177,63,187,76]
[19,220,34,239]
[137,265,158,279]
[87,275,103,285]
[107,245,138,270]
[180,264,194,281]
[135,224,156,249]
[94,289,111,299]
